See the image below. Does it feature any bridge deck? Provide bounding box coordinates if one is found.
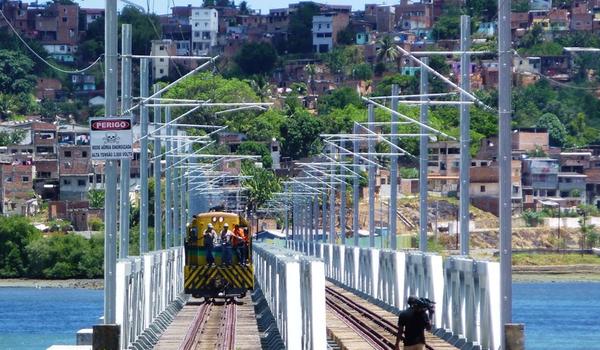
[326,282,459,350]
[154,296,261,350]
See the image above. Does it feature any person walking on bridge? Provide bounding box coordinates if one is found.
[394,296,434,350]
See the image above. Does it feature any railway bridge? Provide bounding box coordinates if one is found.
[49,0,518,347]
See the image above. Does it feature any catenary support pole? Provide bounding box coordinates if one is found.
[389,84,399,250]
[499,0,513,339]
[284,183,289,241]
[419,57,429,252]
[139,58,149,254]
[368,104,375,248]
[153,85,162,251]
[353,122,360,247]
[340,142,347,245]
[313,195,319,241]
[173,135,180,246]
[322,189,327,243]
[119,23,132,259]
[103,0,118,324]
[459,15,471,256]
[165,107,172,248]
[180,136,187,244]
[329,146,336,244]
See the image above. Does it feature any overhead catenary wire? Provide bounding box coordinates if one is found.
[0,9,104,74]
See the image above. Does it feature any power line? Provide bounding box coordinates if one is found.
[0,9,104,74]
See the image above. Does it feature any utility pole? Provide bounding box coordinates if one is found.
[103,0,118,324]
[313,194,319,241]
[419,57,429,252]
[322,187,327,243]
[119,23,132,259]
[165,107,172,248]
[389,84,399,251]
[153,85,162,251]
[180,136,187,245]
[340,142,347,245]
[139,58,149,254]
[353,122,360,247]
[284,182,289,241]
[173,134,180,246]
[459,15,471,256]
[368,104,375,248]
[329,145,336,244]
[498,0,513,340]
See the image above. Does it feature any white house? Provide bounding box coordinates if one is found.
[190,8,218,55]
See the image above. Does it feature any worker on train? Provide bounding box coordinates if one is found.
[232,224,245,264]
[204,223,217,265]
[220,223,234,265]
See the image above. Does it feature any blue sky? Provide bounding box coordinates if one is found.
[77,0,383,16]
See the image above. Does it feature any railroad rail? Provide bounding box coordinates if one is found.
[176,300,237,350]
[326,284,458,350]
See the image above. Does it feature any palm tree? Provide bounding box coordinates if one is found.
[245,75,272,102]
[376,35,400,70]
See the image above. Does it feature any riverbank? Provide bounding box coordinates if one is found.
[513,264,600,282]
[0,278,103,289]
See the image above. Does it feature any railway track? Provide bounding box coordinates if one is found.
[326,285,457,350]
[178,300,238,350]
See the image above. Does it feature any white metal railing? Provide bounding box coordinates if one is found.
[287,241,501,350]
[253,243,326,350]
[116,246,184,349]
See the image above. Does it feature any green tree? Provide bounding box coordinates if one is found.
[466,0,496,21]
[239,1,250,14]
[351,63,373,80]
[374,74,419,96]
[0,50,36,95]
[317,87,362,114]
[287,2,320,53]
[241,163,281,212]
[237,141,273,168]
[89,189,105,209]
[432,13,460,40]
[164,72,259,127]
[119,7,162,55]
[235,42,278,75]
[0,216,41,277]
[336,25,356,45]
[245,75,273,102]
[280,109,322,159]
[536,113,567,147]
[246,109,286,142]
[376,35,399,67]
[400,167,419,179]
[321,105,366,134]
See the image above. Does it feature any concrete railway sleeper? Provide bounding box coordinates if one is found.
[326,286,437,350]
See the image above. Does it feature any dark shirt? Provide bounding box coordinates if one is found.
[397,307,432,346]
[204,230,215,249]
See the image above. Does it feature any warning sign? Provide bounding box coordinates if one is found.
[90,117,133,160]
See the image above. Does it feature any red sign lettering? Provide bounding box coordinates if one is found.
[91,119,131,131]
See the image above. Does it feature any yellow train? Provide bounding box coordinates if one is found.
[184,211,254,298]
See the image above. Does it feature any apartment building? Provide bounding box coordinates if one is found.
[190,8,218,55]
[35,3,80,62]
[312,12,350,53]
[150,39,177,80]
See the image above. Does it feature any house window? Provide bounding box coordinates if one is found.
[5,177,11,182]
[82,151,88,158]
[22,176,29,182]
[62,17,67,22]
[78,179,86,186]
[480,185,486,192]
[159,58,164,62]
[159,69,164,74]
[64,151,72,157]
[63,179,71,185]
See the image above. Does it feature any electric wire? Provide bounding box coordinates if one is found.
[0,8,103,74]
